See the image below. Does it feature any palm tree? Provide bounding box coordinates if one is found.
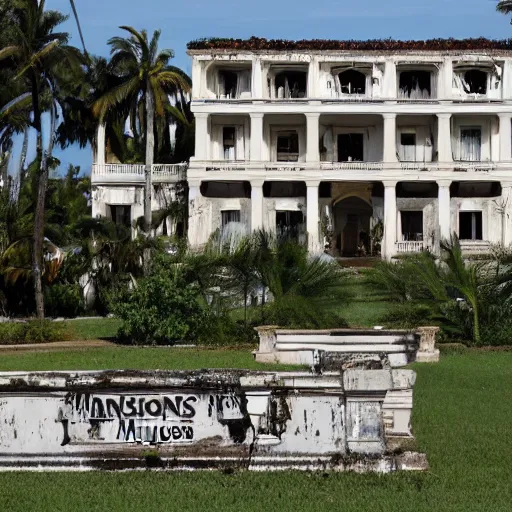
[93,27,191,232]
[0,0,83,318]
[497,1,512,16]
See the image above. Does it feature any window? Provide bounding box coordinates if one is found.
[274,71,307,98]
[276,211,304,241]
[109,205,131,227]
[401,211,423,241]
[223,127,236,160]
[338,69,366,95]
[217,70,251,99]
[400,133,417,161]
[459,212,483,240]
[337,133,364,162]
[399,71,431,99]
[277,132,299,161]
[460,128,481,161]
[463,70,487,95]
[221,210,241,228]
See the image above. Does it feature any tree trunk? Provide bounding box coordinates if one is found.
[31,74,45,319]
[144,86,155,233]
[19,126,29,184]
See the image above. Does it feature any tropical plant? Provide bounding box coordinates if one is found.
[0,0,83,318]
[93,26,191,231]
[497,1,512,17]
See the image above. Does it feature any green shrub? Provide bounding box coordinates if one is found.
[379,302,435,329]
[0,320,67,344]
[197,314,258,346]
[45,284,84,318]
[110,269,210,346]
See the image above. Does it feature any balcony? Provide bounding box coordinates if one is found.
[395,241,431,254]
[320,161,384,171]
[92,163,187,184]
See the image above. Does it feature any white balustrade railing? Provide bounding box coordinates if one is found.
[265,162,307,171]
[453,161,496,171]
[320,161,384,171]
[396,241,428,253]
[205,161,248,172]
[92,163,187,182]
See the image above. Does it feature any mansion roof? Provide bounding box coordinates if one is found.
[187,37,512,54]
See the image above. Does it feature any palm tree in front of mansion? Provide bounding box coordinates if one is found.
[93,26,191,232]
[497,1,512,17]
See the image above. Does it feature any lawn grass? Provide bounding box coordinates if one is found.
[1,351,512,511]
[65,317,122,340]
[338,269,394,327]
[0,346,299,372]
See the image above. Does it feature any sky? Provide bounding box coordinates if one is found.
[10,0,512,176]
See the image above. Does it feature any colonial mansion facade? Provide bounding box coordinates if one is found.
[92,38,512,258]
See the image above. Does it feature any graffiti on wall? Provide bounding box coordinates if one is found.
[56,392,246,446]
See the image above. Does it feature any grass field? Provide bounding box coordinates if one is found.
[65,317,122,340]
[0,351,511,511]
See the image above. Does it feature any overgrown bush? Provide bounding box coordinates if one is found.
[45,283,84,318]
[0,320,67,344]
[110,265,210,346]
[379,302,435,329]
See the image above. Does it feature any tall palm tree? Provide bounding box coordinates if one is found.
[93,27,191,232]
[0,0,82,318]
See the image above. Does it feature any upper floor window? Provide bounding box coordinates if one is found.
[462,70,487,95]
[277,132,300,161]
[400,132,417,161]
[223,127,236,160]
[206,66,252,99]
[453,65,501,99]
[460,128,481,161]
[268,67,308,99]
[398,70,432,99]
[337,133,364,162]
[338,69,366,95]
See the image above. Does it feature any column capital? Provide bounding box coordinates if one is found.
[498,112,512,119]
[437,113,452,119]
[250,179,265,188]
[188,179,202,188]
[305,180,321,188]
[305,112,321,119]
[382,180,398,188]
[501,181,512,189]
[382,113,396,120]
[250,112,264,119]
[437,179,452,188]
[195,112,209,119]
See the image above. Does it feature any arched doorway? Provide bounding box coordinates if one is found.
[333,196,373,256]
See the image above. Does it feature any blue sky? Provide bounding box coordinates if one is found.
[13,0,512,175]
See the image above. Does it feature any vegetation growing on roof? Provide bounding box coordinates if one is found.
[187,36,512,52]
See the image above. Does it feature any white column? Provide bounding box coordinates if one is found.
[251,180,264,232]
[440,58,453,100]
[252,57,263,98]
[96,123,106,165]
[307,57,320,98]
[187,180,202,248]
[384,61,397,98]
[250,113,264,162]
[437,114,453,163]
[502,61,511,100]
[191,59,202,99]
[306,181,321,253]
[306,113,320,163]
[383,114,397,163]
[194,113,209,160]
[383,181,397,260]
[438,180,452,244]
[501,182,512,246]
[499,114,512,161]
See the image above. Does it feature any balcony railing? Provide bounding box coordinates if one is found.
[320,161,384,171]
[453,161,496,172]
[396,241,430,254]
[92,163,187,183]
[265,162,307,171]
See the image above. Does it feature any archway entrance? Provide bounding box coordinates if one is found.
[333,196,373,256]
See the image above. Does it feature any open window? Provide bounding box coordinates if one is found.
[463,70,487,95]
[398,70,432,99]
[108,205,131,228]
[338,69,366,95]
[276,210,304,241]
[401,211,423,241]
[460,128,481,161]
[399,132,417,161]
[337,133,364,162]
[221,210,241,229]
[222,127,236,160]
[276,132,300,162]
[459,211,482,240]
[269,68,308,99]
[207,66,252,99]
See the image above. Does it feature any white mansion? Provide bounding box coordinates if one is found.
[92,38,512,258]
